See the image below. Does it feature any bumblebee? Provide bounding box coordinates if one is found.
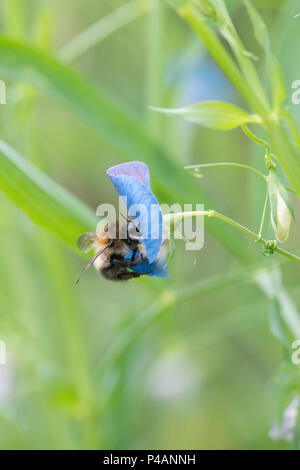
[76,222,149,283]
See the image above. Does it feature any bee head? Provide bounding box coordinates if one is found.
[127,221,143,243]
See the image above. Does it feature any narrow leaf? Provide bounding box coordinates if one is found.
[151,101,259,130]
[244,0,286,111]
[0,37,252,262]
[244,0,270,52]
[0,140,96,246]
[59,0,151,63]
[270,55,286,112]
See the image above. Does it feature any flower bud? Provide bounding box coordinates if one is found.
[268,170,294,243]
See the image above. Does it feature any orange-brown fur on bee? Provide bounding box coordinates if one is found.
[77,222,147,282]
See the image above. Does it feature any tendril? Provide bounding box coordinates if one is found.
[241,124,276,170]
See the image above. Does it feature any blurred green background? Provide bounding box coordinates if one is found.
[0,0,299,450]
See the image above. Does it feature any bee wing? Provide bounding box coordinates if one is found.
[76,240,113,285]
[77,232,97,253]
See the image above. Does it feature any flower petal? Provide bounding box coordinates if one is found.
[130,259,169,278]
[125,252,168,278]
[107,161,151,189]
[125,240,169,278]
[107,162,162,263]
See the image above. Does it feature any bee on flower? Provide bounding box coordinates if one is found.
[76,162,169,282]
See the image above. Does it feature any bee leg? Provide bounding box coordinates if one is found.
[118,271,141,280]
[128,249,144,266]
[128,256,145,267]
[112,257,131,267]
[130,247,138,262]
[112,256,143,268]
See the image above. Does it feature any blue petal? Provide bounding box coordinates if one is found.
[130,260,169,278]
[124,251,168,278]
[107,162,162,263]
[107,161,151,189]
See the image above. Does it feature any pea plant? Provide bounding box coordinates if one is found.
[157,0,300,447]
[0,0,299,448]
[158,0,299,262]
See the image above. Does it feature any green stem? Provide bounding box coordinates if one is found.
[146,0,167,139]
[166,210,300,264]
[210,210,300,263]
[258,188,269,239]
[176,2,300,199]
[185,161,267,181]
[59,0,152,63]
[241,124,274,161]
[178,2,269,118]
[266,122,300,199]
[3,0,25,39]
[215,0,270,110]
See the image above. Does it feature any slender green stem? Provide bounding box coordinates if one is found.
[59,0,152,63]
[242,124,271,154]
[175,2,300,199]
[185,162,267,181]
[241,124,275,163]
[258,188,269,239]
[178,2,269,119]
[166,210,300,264]
[286,186,297,194]
[3,0,25,39]
[209,210,300,263]
[146,0,167,140]
[215,0,270,111]
[266,121,300,199]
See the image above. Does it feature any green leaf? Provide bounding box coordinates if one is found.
[0,140,96,246]
[59,0,151,63]
[244,0,270,52]
[0,37,211,205]
[244,0,286,112]
[208,0,269,110]
[151,101,259,130]
[0,37,252,262]
[270,54,286,113]
[3,0,25,39]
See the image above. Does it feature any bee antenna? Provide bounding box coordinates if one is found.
[121,212,141,233]
[75,241,112,285]
[120,212,131,223]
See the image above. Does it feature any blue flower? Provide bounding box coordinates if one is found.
[107,161,168,278]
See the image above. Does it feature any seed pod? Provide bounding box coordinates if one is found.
[268,170,294,243]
